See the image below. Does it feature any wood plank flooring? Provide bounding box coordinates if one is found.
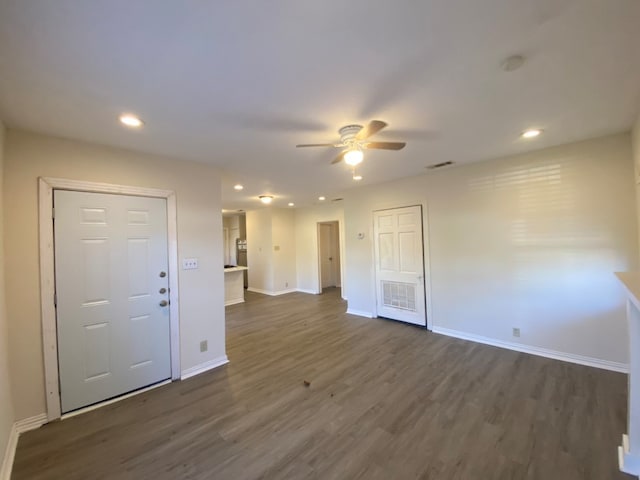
[12,288,630,479]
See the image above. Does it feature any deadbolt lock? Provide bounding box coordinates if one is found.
[159,288,167,294]
[159,271,167,278]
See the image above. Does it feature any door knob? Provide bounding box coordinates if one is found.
[159,271,167,278]
[159,300,168,307]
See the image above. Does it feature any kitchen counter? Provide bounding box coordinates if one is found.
[224,266,248,306]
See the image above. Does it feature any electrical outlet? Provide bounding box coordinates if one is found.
[512,327,521,338]
[200,340,208,352]
[183,258,198,270]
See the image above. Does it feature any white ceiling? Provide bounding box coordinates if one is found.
[1,0,639,210]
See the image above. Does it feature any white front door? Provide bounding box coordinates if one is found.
[373,206,426,326]
[54,190,171,413]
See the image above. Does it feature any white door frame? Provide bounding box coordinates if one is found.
[316,220,343,294]
[370,202,433,330]
[38,177,181,421]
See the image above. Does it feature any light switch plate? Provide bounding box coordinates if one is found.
[183,258,198,270]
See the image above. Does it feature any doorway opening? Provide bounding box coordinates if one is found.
[317,221,342,294]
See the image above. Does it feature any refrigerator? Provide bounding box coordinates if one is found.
[236,239,248,288]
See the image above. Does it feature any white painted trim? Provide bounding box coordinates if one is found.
[296,288,318,295]
[432,326,629,373]
[38,177,181,421]
[619,434,640,477]
[61,380,171,420]
[246,287,297,296]
[180,356,229,380]
[225,298,245,306]
[0,414,48,480]
[346,309,374,318]
[0,424,18,480]
[15,414,48,434]
[272,288,297,296]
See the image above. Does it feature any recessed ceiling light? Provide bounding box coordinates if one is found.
[521,129,542,139]
[233,184,244,191]
[288,202,294,207]
[259,195,273,204]
[353,174,363,181]
[318,196,326,201]
[119,114,144,128]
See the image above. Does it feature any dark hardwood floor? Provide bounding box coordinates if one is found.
[12,288,630,479]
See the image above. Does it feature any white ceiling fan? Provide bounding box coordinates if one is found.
[296,120,406,166]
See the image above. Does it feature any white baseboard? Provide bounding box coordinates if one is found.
[247,287,297,296]
[0,424,17,480]
[224,298,245,306]
[432,326,629,373]
[619,434,640,477]
[346,308,374,318]
[15,414,47,434]
[180,355,229,380]
[296,288,318,295]
[1,413,47,480]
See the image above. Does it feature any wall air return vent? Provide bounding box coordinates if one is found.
[426,161,455,170]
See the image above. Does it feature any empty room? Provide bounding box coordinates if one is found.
[1,1,640,479]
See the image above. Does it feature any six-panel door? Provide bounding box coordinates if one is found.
[373,206,426,326]
[54,190,171,413]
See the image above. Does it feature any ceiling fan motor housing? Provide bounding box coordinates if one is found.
[338,124,363,145]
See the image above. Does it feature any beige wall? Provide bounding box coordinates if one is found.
[344,133,638,366]
[633,112,640,176]
[294,204,345,295]
[246,208,296,294]
[0,122,16,470]
[633,112,640,252]
[271,208,296,293]
[246,209,273,292]
[3,129,225,420]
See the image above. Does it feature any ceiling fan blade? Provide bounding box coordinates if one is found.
[296,143,340,148]
[365,141,406,150]
[356,120,388,140]
[331,151,346,164]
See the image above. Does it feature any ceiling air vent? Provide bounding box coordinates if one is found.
[332,198,343,202]
[426,161,454,170]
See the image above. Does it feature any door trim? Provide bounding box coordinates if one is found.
[38,177,181,421]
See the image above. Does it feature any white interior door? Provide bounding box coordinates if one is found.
[54,190,171,413]
[319,223,335,288]
[373,206,426,326]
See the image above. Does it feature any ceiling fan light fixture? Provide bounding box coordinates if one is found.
[521,129,543,139]
[119,113,144,128]
[259,195,273,204]
[344,148,364,166]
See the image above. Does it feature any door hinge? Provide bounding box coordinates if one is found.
[52,207,55,219]
[54,293,57,307]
